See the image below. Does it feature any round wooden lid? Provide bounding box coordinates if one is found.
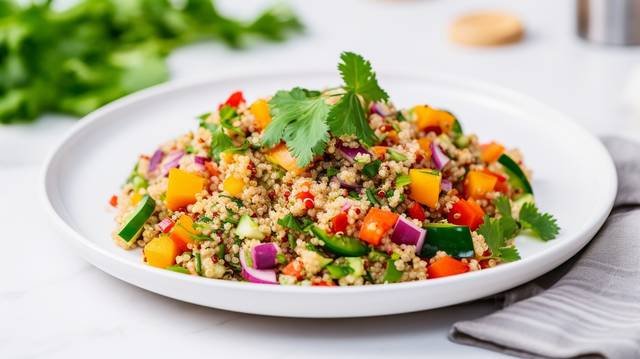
[450,11,524,47]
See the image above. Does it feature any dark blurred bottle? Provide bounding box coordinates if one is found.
[577,0,640,45]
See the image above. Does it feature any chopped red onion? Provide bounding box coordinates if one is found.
[341,201,352,212]
[239,249,278,284]
[331,176,361,191]
[251,243,279,269]
[391,216,426,250]
[441,179,453,193]
[162,150,184,176]
[430,142,450,170]
[337,142,370,163]
[371,102,390,117]
[194,156,207,165]
[148,149,164,173]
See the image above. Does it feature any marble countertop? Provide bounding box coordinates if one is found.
[2,0,639,358]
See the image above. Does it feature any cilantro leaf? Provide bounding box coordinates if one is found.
[519,202,560,241]
[277,214,303,232]
[208,124,234,161]
[477,216,505,257]
[338,52,389,102]
[327,90,378,146]
[263,88,330,166]
[494,196,519,239]
[362,159,382,178]
[498,247,521,262]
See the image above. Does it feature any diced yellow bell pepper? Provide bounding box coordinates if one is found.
[170,215,196,253]
[166,168,204,211]
[465,170,497,199]
[250,99,272,130]
[265,143,304,174]
[220,152,234,164]
[413,105,455,133]
[130,191,142,205]
[144,235,178,269]
[409,169,442,208]
[223,176,244,197]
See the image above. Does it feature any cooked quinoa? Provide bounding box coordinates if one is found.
[110,52,558,286]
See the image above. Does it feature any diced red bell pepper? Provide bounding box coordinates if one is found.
[282,258,304,280]
[330,212,348,234]
[224,91,245,108]
[358,208,399,246]
[407,202,426,221]
[296,191,315,209]
[428,256,469,278]
[158,218,175,234]
[448,199,485,230]
[109,195,118,207]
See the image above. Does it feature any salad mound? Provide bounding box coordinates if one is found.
[111,52,559,286]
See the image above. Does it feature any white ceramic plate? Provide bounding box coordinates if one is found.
[42,71,616,318]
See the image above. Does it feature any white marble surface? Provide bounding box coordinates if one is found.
[2,0,640,358]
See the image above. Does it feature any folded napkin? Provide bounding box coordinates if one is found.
[449,137,640,359]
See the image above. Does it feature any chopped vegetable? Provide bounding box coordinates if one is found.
[383,258,403,283]
[365,188,381,206]
[158,218,175,234]
[109,195,118,208]
[390,216,426,249]
[421,224,474,259]
[169,215,197,253]
[148,149,164,173]
[194,253,202,275]
[359,208,399,246]
[144,235,178,269]
[370,146,388,158]
[481,142,505,163]
[239,249,278,284]
[330,212,349,234]
[235,215,265,240]
[465,170,497,199]
[117,195,156,246]
[337,143,371,163]
[362,160,382,178]
[498,154,534,196]
[345,257,365,277]
[310,226,369,256]
[166,265,190,274]
[407,202,426,221]
[427,256,469,279]
[408,169,442,208]
[166,168,204,211]
[224,91,245,108]
[162,151,185,177]
[282,258,304,280]
[251,243,279,269]
[413,106,455,134]
[430,142,450,169]
[387,148,407,162]
[395,174,411,187]
[326,263,352,279]
[222,176,245,198]
[265,143,305,174]
[448,198,485,230]
[249,99,272,130]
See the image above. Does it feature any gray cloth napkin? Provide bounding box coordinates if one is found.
[449,137,640,359]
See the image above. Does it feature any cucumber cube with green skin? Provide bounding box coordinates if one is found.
[235,215,264,240]
[346,257,364,277]
[420,223,474,259]
[118,195,156,245]
[498,154,534,197]
[326,264,351,279]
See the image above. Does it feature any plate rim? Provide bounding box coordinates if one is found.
[40,69,617,297]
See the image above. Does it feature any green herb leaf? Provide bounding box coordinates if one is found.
[362,159,382,178]
[263,88,330,166]
[366,188,381,206]
[326,167,338,178]
[498,247,521,262]
[494,196,519,239]
[194,252,202,275]
[327,90,377,146]
[277,213,303,232]
[519,202,560,241]
[166,265,189,274]
[387,148,407,162]
[338,52,389,103]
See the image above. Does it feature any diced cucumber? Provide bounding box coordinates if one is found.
[346,257,364,277]
[235,215,265,240]
[326,264,352,279]
[118,194,156,245]
[383,258,403,283]
[420,223,474,259]
[513,193,535,208]
[498,154,533,197]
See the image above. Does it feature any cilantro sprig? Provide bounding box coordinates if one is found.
[478,196,560,263]
[262,51,389,166]
[200,113,249,161]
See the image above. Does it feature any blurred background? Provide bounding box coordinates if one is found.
[2,1,640,358]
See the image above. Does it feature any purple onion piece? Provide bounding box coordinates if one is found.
[441,179,453,193]
[341,201,352,212]
[337,142,370,163]
[162,150,185,177]
[430,142,450,170]
[251,243,279,270]
[148,149,164,173]
[391,216,426,250]
[239,249,278,284]
[194,156,207,165]
[371,102,390,117]
[330,176,362,192]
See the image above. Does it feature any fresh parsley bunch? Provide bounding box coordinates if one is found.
[262,52,389,166]
[478,196,560,262]
[0,0,302,124]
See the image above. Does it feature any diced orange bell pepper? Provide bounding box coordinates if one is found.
[204,161,219,177]
[413,106,456,134]
[109,195,118,207]
[480,142,505,163]
[448,199,485,230]
[220,152,234,164]
[359,208,399,246]
[166,168,205,211]
[312,281,336,286]
[144,235,178,269]
[483,168,509,194]
[169,215,197,253]
[437,111,456,133]
[409,169,442,208]
[417,138,432,158]
[249,99,272,130]
[265,143,304,174]
[282,258,304,280]
[428,256,469,279]
[222,176,244,197]
[370,146,388,158]
[465,170,497,199]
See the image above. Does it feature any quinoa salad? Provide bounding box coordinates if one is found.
[110,52,559,286]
